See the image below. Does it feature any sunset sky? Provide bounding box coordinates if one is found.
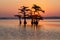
[0,0,60,17]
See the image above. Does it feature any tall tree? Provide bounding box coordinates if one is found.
[32,4,45,24]
[32,4,45,19]
[19,6,28,24]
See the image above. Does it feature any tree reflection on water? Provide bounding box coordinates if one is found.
[18,24,43,40]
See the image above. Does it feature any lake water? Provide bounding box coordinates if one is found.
[0,19,60,40]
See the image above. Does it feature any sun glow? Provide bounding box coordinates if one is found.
[0,0,60,17]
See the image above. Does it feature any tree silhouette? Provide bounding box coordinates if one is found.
[15,4,45,24]
[31,4,45,24]
[32,4,45,19]
[19,6,28,24]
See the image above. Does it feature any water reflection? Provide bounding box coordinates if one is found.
[31,24,42,30]
[18,24,44,40]
[0,19,60,40]
[18,23,60,40]
[19,24,42,32]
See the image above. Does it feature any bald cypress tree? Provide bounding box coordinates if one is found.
[32,4,45,24]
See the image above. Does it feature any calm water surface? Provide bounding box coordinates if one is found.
[0,19,60,40]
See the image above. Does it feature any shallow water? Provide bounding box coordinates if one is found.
[0,19,60,40]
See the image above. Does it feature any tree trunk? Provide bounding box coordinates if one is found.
[19,16,21,24]
[24,12,27,24]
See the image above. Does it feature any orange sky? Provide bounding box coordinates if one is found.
[0,0,60,17]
